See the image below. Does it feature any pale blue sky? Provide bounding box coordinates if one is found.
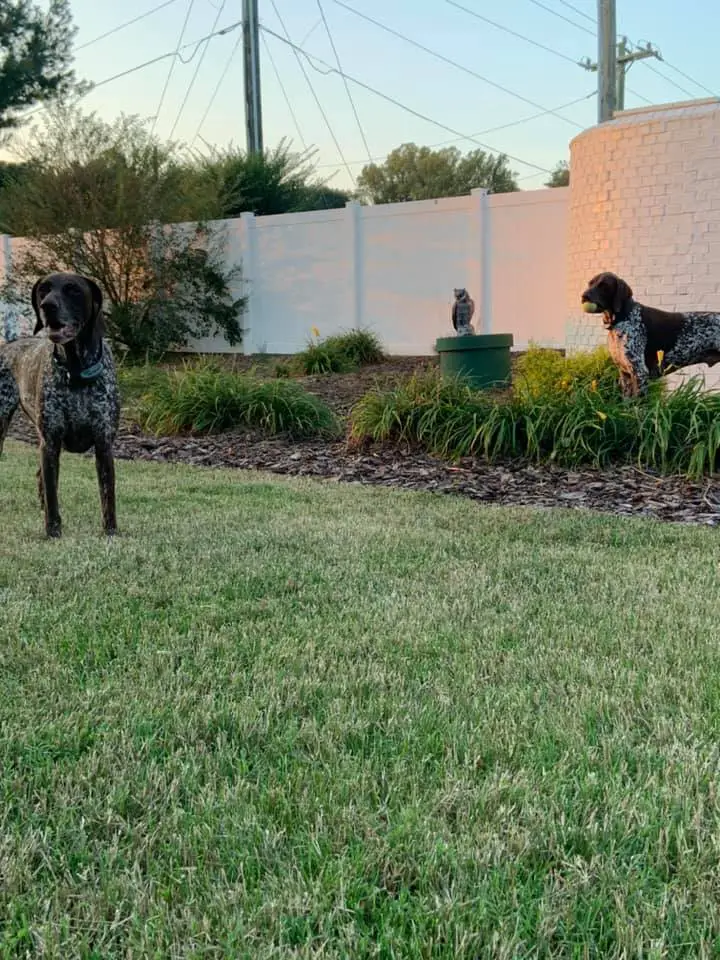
[11,0,720,190]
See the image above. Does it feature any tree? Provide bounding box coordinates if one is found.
[0,0,81,132]
[545,161,569,188]
[0,104,245,359]
[196,139,352,217]
[356,143,519,204]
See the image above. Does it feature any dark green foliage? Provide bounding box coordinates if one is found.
[137,363,341,438]
[294,330,385,376]
[0,0,81,130]
[357,143,519,204]
[197,139,351,217]
[350,351,720,479]
[545,160,570,188]
[0,107,243,359]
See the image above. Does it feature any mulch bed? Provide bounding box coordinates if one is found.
[7,355,720,527]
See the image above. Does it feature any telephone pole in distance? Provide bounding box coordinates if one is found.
[243,0,263,154]
[580,1,661,122]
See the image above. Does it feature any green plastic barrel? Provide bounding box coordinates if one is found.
[435,333,514,390]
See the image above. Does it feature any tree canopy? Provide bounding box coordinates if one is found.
[356,143,519,203]
[545,161,570,188]
[196,140,351,218]
[0,0,81,132]
[0,106,243,358]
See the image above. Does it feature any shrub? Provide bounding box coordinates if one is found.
[514,344,623,401]
[323,330,385,368]
[294,330,384,376]
[0,106,245,360]
[298,342,355,376]
[136,364,340,438]
[350,366,720,479]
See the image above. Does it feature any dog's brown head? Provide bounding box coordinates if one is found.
[31,272,103,345]
[581,272,634,324]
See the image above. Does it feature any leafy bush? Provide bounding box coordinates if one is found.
[298,342,355,376]
[514,344,623,401]
[323,330,385,367]
[0,106,244,360]
[294,329,384,376]
[136,364,340,438]
[350,367,720,479]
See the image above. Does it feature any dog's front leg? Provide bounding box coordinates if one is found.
[619,371,636,397]
[95,443,117,536]
[40,441,62,538]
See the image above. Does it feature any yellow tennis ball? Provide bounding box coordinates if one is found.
[582,301,600,313]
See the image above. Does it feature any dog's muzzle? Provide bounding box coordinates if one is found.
[580,293,601,314]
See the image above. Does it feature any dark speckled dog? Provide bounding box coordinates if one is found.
[0,272,120,538]
[581,271,720,398]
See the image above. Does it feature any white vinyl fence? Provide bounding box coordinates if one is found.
[0,187,570,355]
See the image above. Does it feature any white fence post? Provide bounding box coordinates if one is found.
[239,212,259,355]
[471,188,492,335]
[345,200,364,330]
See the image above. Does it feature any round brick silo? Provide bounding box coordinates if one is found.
[565,98,720,356]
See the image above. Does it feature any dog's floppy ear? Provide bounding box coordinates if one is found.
[612,277,633,315]
[84,277,104,331]
[30,277,44,335]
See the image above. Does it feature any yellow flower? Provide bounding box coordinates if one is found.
[597,410,607,421]
[590,379,598,391]
[310,325,320,339]
[657,349,664,367]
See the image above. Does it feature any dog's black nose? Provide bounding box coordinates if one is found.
[42,300,60,326]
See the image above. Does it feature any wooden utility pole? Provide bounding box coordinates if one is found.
[243,0,263,154]
[580,16,662,120]
[597,0,616,122]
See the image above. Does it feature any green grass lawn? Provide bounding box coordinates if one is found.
[3,441,720,957]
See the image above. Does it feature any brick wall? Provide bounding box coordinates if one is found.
[566,98,720,356]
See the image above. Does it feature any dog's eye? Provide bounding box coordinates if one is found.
[38,283,50,297]
[62,284,82,298]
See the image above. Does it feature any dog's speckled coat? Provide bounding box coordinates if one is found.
[0,273,120,537]
[581,272,720,397]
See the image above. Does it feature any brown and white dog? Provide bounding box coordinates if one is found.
[581,271,720,397]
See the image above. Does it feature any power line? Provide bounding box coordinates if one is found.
[315,91,595,169]
[193,30,242,143]
[260,31,308,150]
[525,0,595,35]
[660,59,718,98]
[447,1,655,110]
[151,0,196,135]
[317,0,373,161]
[75,0,180,51]
[333,0,584,129]
[640,57,718,101]
[260,25,554,173]
[551,0,595,24]
[168,0,227,139]
[541,5,714,106]
[21,20,243,121]
[445,0,582,67]
[268,0,356,185]
[300,18,322,47]
[642,61,696,100]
